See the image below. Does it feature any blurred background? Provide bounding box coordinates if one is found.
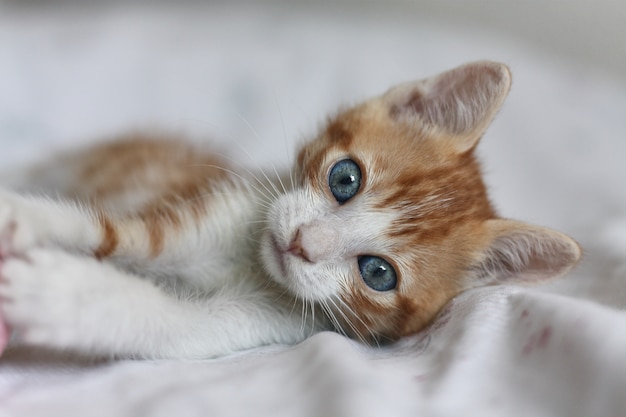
[0,0,625,246]
[4,0,625,75]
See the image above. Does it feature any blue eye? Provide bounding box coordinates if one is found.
[328,159,361,204]
[358,256,397,292]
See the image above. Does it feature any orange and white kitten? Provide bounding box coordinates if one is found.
[0,61,580,359]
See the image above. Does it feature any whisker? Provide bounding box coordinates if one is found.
[186,163,267,196]
[321,300,347,339]
[290,295,299,317]
[180,191,274,214]
[300,293,312,337]
[328,297,367,344]
[184,148,280,201]
[334,295,380,347]
[186,163,278,210]
[235,158,280,201]
[308,297,314,334]
[244,219,271,225]
[289,167,295,191]
[272,92,294,193]
[233,113,281,200]
[271,164,287,195]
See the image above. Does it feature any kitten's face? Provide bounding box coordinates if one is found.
[261,62,581,342]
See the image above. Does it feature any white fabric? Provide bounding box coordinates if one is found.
[1,4,625,417]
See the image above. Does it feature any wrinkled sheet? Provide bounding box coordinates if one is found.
[1,4,625,417]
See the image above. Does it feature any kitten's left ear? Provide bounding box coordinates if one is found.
[383,61,511,153]
[467,219,582,287]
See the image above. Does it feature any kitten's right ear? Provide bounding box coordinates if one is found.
[467,219,582,287]
[383,61,511,153]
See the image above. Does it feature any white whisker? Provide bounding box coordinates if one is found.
[327,297,367,344]
[320,300,347,339]
[272,92,295,193]
[334,296,380,347]
[309,301,315,337]
[272,164,287,194]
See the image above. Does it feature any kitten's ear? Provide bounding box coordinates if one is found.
[468,219,582,287]
[384,61,511,153]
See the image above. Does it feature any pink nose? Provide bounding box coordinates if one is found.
[285,221,339,263]
[287,228,312,263]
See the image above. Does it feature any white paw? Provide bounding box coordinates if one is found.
[0,193,38,258]
[0,249,101,348]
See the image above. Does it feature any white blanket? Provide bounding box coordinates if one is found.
[1,4,625,417]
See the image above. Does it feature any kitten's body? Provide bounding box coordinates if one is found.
[0,62,581,359]
[1,139,317,358]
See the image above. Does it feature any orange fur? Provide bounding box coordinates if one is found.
[94,214,119,259]
[51,134,232,259]
[296,104,498,339]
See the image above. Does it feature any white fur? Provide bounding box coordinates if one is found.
[0,184,323,359]
[1,248,309,359]
[0,189,102,254]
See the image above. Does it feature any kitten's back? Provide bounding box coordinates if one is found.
[6,134,231,214]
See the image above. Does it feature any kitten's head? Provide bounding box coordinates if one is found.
[261,61,581,342]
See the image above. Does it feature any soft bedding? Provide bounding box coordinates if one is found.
[1,3,625,417]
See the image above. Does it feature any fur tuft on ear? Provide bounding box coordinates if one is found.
[384,61,512,153]
[469,219,582,286]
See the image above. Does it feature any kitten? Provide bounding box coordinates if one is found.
[0,61,581,359]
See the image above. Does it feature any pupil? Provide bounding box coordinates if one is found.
[341,175,354,185]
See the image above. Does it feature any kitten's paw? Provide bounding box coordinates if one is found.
[0,194,38,258]
[0,249,96,348]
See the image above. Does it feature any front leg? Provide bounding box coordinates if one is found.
[0,249,309,359]
[0,188,260,292]
[0,189,103,256]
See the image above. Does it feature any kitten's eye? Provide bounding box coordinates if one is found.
[358,256,397,291]
[328,159,361,204]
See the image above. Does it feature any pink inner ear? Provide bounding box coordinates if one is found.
[387,61,511,152]
[423,63,511,136]
[476,221,582,284]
